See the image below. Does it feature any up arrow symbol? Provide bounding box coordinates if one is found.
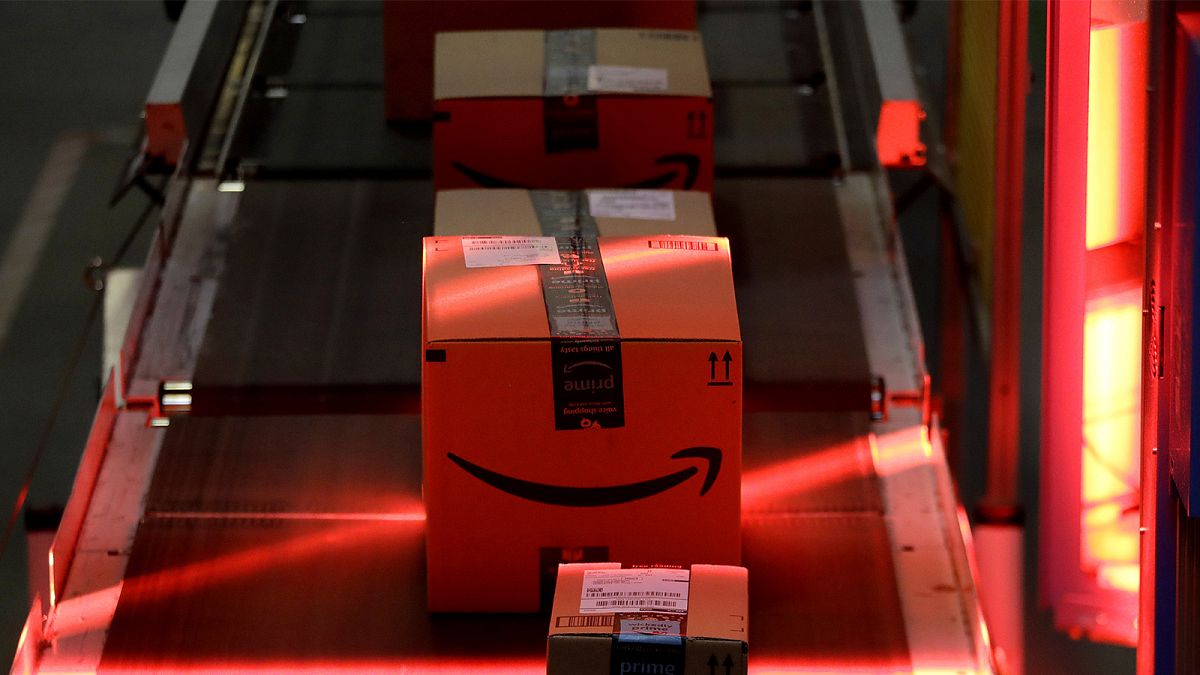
[707,351,718,380]
[707,654,719,675]
[722,350,733,380]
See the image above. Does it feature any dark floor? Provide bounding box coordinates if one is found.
[0,0,173,659]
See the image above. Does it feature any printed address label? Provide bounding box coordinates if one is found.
[587,190,676,221]
[587,65,669,93]
[580,568,690,614]
[461,236,562,268]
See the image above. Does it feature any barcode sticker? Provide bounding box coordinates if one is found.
[587,190,676,221]
[461,236,562,268]
[580,568,690,614]
[586,65,669,93]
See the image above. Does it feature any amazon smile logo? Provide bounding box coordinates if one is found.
[446,447,721,507]
[451,153,702,191]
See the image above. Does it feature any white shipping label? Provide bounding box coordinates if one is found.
[586,65,669,93]
[579,568,690,614]
[461,236,562,268]
[587,190,677,221]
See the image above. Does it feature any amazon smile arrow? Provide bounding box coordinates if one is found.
[446,447,722,507]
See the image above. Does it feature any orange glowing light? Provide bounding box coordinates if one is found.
[868,426,933,478]
[1085,23,1148,251]
[1086,27,1121,250]
[1071,14,1147,630]
[1098,562,1141,593]
[1080,290,1141,590]
[876,100,927,168]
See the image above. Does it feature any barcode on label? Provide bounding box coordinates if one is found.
[647,239,718,252]
[585,591,683,598]
[592,599,679,608]
[579,568,690,614]
[556,615,613,628]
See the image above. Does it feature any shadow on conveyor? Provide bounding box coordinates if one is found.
[99,0,913,670]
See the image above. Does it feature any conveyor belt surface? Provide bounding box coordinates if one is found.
[143,415,421,515]
[717,179,871,386]
[94,168,905,671]
[100,410,904,672]
[15,1,993,672]
[193,181,430,396]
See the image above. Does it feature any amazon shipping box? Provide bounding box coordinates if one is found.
[383,1,696,122]
[432,29,713,192]
[422,235,741,612]
[547,563,748,675]
[434,189,716,237]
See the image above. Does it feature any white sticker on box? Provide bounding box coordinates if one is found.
[587,190,677,221]
[580,568,690,614]
[619,619,682,635]
[461,236,562,268]
[586,65,669,93]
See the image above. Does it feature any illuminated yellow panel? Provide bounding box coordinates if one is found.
[1080,289,1141,588]
[1084,26,1118,249]
[1086,27,1121,250]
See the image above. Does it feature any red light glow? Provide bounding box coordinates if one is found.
[876,100,927,168]
[748,661,981,675]
[41,659,546,674]
[869,426,933,478]
[121,515,424,604]
[741,439,867,511]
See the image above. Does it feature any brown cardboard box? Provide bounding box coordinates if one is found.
[383,1,697,122]
[422,235,741,611]
[434,189,716,237]
[547,563,748,675]
[433,29,713,192]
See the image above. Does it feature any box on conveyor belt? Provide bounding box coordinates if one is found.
[432,29,713,192]
[547,563,748,675]
[384,1,697,122]
[422,235,741,612]
[434,189,716,237]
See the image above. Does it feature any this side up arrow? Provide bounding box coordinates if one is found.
[708,351,718,380]
[722,350,732,380]
[707,654,719,675]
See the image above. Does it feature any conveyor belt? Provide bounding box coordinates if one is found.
[95,168,904,670]
[192,180,430,399]
[17,1,994,672]
[188,177,871,413]
[100,413,903,672]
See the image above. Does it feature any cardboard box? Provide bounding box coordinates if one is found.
[422,235,741,611]
[433,29,713,192]
[434,189,716,237]
[547,563,748,675]
[383,1,696,122]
